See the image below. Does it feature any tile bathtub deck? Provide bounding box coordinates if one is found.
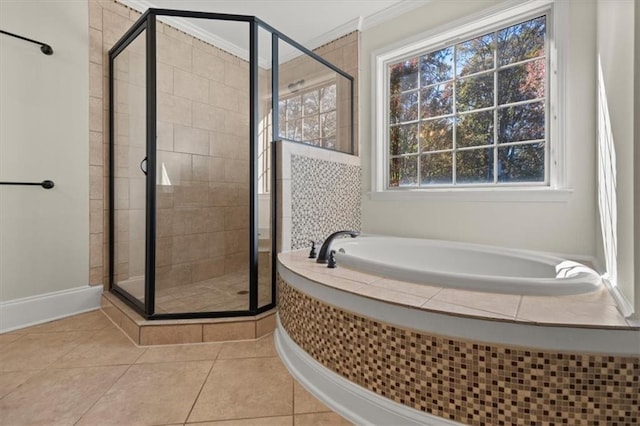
[0,310,351,426]
[279,250,637,329]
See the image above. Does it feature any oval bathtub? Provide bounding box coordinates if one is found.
[332,235,602,296]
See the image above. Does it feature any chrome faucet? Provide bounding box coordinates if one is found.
[316,230,359,263]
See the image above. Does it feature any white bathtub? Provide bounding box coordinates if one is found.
[332,235,602,296]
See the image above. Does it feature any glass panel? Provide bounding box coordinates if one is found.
[390,91,418,124]
[389,156,418,187]
[498,59,545,105]
[420,46,453,86]
[420,118,452,152]
[155,18,250,314]
[456,32,495,77]
[420,82,453,119]
[498,142,545,182]
[278,40,353,153]
[257,25,273,309]
[456,148,494,183]
[498,101,545,143]
[390,58,418,94]
[457,111,494,148]
[456,73,494,111]
[113,30,147,307]
[498,16,546,66]
[390,123,418,156]
[421,152,453,185]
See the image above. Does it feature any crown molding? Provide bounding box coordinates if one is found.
[116,0,432,67]
[360,0,433,31]
[116,0,272,67]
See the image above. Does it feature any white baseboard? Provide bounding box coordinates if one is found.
[0,285,103,333]
[274,318,462,426]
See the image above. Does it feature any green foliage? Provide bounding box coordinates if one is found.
[388,15,547,187]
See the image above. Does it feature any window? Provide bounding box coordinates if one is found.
[278,83,337,149]
[373,0,566,199]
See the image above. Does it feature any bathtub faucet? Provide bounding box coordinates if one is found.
[316,230,359,264]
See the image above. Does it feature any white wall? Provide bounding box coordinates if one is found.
[359,0,598,257]
[0,1,89,302]
[595,0,637,315]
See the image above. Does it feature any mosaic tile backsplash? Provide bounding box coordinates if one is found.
[278,277,640,425]
[290,155,361,250]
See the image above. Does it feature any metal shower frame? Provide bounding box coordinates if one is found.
[108,8,354,320]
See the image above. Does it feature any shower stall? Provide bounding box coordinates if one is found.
[108,9,354,319]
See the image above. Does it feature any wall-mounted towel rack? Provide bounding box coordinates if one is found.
[0,180,55,189]
[0,30,53,55]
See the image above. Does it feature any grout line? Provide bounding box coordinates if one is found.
[72,360,137,426]
[183,358,216,424]
[515,295,524,320]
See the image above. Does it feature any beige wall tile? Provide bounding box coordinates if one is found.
[140,324,203,345]
[192,257,226,282]
[175,125,209,155]
[89,131,104,166]
[89,96,103,132]
[89,28,103,64]
[193,46,225,82]
[88,1,103,30]
[90,200,104,234]
[193,101,226,131]
[174,68,209,103]
[203,322,255,342]
[158,92,192,126]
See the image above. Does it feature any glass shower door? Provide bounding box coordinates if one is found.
[111,28,148,310]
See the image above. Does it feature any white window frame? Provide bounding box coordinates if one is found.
[371,0,571,202]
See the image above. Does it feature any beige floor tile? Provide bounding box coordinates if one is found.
[135,342,222,363]
[217,334,277,359]
[21,310,113,333]
[0,365,127,425]
[188,357,293,422]
[293,412,352,425]
[0,369,41,398]
[54,327,146,368]
[293,382,330,414]
[77,361,213,425]
[0,333,24,347]
[0,331,92,372]
[186,416,293,425]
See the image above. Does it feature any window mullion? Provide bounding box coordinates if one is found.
[452,44,457,185]
[493,30,499,184]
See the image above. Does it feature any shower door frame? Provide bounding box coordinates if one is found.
[108,8,355,320]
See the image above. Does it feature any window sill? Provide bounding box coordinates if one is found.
[368,187,574,203]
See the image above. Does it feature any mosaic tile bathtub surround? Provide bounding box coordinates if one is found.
[290,155,361,250]
[278,277,640,425]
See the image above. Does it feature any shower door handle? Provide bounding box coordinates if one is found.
[140,157,148,175]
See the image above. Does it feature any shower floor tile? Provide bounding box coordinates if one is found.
[0,311,351,426]
[117,271,273,314]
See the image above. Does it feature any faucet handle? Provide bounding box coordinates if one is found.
[308,240,317,259]
[327,250,337,268]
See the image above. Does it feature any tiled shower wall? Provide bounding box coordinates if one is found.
[89,1,253,290]
[88,1,360,287]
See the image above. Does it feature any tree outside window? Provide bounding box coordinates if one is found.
[388,16,547,188]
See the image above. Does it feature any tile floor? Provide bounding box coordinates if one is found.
[0,310,351,425]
